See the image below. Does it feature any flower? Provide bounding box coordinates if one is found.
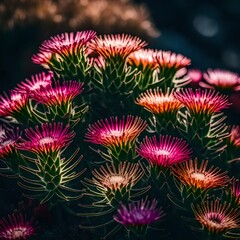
[30,80,84,107]
[228,178,240,205]
[17,122,75,154]
[0,91,28,117]
[174,88,230,115]
[0,128,21,158]
[171,159,230,191]
[88,34,147,59]
[155,50,191,71]
[229,125,240,148]
[127,49,158,70]
[201,69,240,91]
[135,87,182,115]
[0,213,37,240]
[15,72,53,93]
[136,135,192,167]
[114,197,164,226]
[31,51,53,69]
[187,69,203,88]
[39,30,96,56]
[192,199,240,234]
[87,162,144,192]
[85,115,147,148]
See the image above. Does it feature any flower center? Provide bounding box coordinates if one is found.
[109,175,125,185]
[7,227,28,238]
[39,137,55,145]
[103,130,123,137]
[190,172,206,181]
[155,149,170,156]
[206,212,222,225]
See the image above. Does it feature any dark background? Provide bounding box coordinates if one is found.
[0,0,240,93]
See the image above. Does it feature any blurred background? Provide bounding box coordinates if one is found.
[0,0,240,91]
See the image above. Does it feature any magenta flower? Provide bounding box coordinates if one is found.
[229,125,240,148]
[229,178,240,205]
[201,69,240,91]
[15,72,53,94]
[0,213,37,240]
[0,91,28,117]
[174,88,230,115]
[17,122,75,154]
[88,34,147,59]
[32,51,53,69]
[0,128,21,159]
[30,80,84,107]
[85,115,147,149]
[114,198,164,226]
[136,135,192,167]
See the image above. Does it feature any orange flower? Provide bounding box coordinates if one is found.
[192,199,240,234]
[171,159,230,191]
[135,87,182,115]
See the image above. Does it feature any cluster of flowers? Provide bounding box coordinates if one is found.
[0,30,240,239]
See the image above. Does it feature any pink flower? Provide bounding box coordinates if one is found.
[39,30,96,56]
[17,122,75,154]
[85,115,147,148]
[155,50,191,71]
[0,91,28,117]
[137,135,192,167]
[0,213,37,240]
[174,88,230,115]
[0,128,21,159]
[30,80,84,107]
[88,34,147,59]
[201,69,240,91]
[15,72,53,94]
